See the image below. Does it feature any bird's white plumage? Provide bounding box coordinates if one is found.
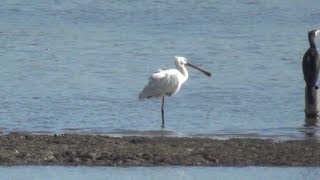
[139,57,189,99]
[139,56,211,128]
[139,69,184,99]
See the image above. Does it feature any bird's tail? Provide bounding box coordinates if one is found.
[139,88,149,100]
[138,92,146,100]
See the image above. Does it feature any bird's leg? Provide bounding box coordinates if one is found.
[161,97,165,128]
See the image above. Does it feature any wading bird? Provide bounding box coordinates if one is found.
[303,30,320,103]
[139,56,211,128]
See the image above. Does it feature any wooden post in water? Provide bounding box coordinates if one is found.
[304,86,319,118]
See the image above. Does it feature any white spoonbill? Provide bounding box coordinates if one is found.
[139,56,212,128]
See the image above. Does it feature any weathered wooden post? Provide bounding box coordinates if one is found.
[304,86,319,118]
[304,86,318,138]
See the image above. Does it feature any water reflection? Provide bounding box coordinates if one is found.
[2,125,320,141]
[62,127,180,137]
[304,117,318,127]
[302,117,318,138]
[108,129,179,137]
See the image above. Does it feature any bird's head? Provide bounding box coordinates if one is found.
[174,56,211,77]
[174,56,188,66]
[309,30,320,39]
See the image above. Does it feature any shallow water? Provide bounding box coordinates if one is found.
[1,1,320,139]
[0,166,320,180]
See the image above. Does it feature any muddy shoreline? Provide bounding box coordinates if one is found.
[0,133,319,166]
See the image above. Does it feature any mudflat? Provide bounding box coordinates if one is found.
[0,133,319,166]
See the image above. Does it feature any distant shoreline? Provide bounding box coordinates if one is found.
[0,133,319,166]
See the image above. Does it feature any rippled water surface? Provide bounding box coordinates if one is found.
[1,0,320,139]
[1,166,320,180]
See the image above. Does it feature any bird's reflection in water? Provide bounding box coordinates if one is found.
[303,117,318,138]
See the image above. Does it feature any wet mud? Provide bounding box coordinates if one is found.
[0,133,319,166]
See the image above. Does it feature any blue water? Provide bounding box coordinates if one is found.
[2,0,320,139]
[0,166,319,180]
[2,0,320,178]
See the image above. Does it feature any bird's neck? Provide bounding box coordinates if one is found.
[309,36,316,49]
[177,65,188,83]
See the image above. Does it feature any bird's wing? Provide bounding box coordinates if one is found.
[139,69,180,99]
[303,50,314,74]
[303,49,319,86]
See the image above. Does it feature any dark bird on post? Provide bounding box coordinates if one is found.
[303,30,320,104]
[303,30,320,87]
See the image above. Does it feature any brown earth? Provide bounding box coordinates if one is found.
[0,133,319,166]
